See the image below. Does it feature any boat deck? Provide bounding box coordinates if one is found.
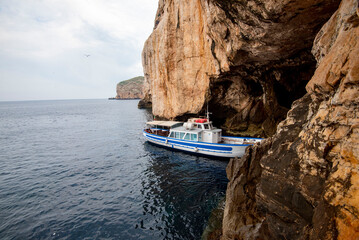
[222,136,262,145]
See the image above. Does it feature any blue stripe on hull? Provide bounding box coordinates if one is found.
[142,131,249,157]
[144,132,230,150]
[146,141,231,160]
[146,134,233,151]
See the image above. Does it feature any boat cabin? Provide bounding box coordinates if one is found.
[145,121,183,136]
[146,118,222,144]
[168,128,202,141]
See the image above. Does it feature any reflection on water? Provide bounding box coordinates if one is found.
[0,100,228,240]
[139,142,228,239]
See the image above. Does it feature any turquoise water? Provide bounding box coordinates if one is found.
[0,99,228,240]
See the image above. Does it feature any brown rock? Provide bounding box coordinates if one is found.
[142,0,339,137]
[222,0,359,239]
[222,138,272,240]
[142,0,215,119]
[140,0,359,238]
[116,76,144,99]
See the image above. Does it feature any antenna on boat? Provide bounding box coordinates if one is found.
[206,100,211,121]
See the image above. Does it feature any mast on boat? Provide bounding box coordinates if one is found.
[206,101,211,121]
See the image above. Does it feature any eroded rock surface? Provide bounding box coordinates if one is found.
[142,0,339,136]
[222,0,359,239]
[116,76,144,99]
[142,0,215,119]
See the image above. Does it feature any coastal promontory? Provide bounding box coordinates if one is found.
[115,76,144,99]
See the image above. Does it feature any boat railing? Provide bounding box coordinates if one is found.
[145,128,169,137]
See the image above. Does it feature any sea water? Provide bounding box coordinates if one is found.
[0,99,228,240]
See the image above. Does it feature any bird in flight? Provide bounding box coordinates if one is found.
[84,54,90,57]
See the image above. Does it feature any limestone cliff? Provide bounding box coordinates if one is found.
[141,0,358,238]
[142,0,339,136]
[141,0,215,118]
[116,76,144,99]
[222,0,359,239]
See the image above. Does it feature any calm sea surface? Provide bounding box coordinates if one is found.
[0,99,228,240]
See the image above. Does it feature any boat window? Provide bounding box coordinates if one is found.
[169,132,174,138]
[184,133,190,140]
[180,132,185,139]
[175,132,180,139]
[204,124,209,129]
[191,134,198,141]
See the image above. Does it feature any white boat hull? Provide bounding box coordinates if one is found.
[143,130,253,158]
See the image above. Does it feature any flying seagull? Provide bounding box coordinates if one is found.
[84,54,90,57]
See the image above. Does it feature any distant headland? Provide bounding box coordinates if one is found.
[109,76,144,100]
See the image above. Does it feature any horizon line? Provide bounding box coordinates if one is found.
[0,97,115,102]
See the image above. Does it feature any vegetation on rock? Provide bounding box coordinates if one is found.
[116,76,144,99]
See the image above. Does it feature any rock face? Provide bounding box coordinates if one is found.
[142,0,358,237]
[222,0,359,239]
[142,0,215,118]
[116,76,144,99]
[142,0,339,136]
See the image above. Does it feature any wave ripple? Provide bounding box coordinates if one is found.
[0,100,228,240]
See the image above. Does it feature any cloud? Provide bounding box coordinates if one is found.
[0,0,158,101]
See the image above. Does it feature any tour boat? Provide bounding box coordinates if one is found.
[143,118,262,158]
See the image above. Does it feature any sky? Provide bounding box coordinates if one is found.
[0,0,158,101]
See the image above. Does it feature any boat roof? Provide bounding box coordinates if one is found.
[146,121,183,127]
